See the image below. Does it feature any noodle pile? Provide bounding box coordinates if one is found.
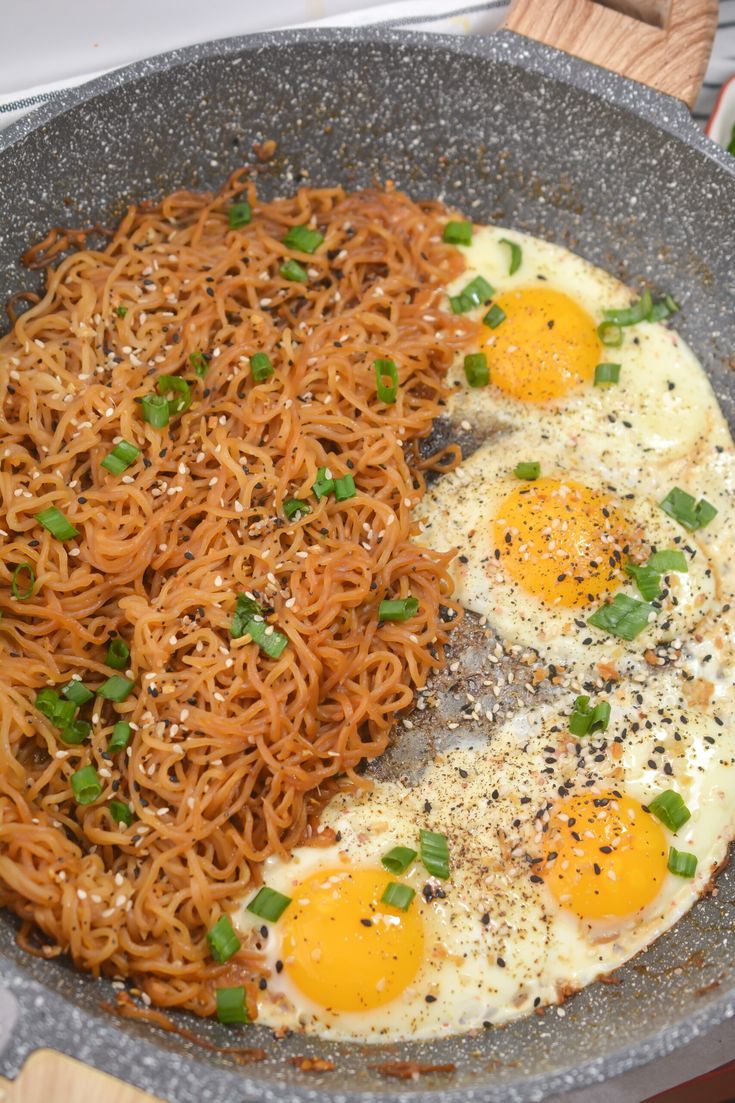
[0,172,472,1015]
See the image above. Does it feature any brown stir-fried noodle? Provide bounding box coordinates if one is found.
[0,171,473,1016]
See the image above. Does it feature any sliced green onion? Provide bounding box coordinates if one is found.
[157,375,191,416]
[594,362,621,386]
[660,487,717,531]
[141,394,170,428]
[207,914,241,963]
[36,507,78,541]
[228,202,252,228]
[229,595,262,638]
[283,225,324,254]
[568,695,611,737]
[283,498,311,521]
[280,259,308,283]
[101,439,140,476]
[334,474,356,501]
[648,294,680,323]
[668,846,697,878]
[442,220,472,246]
[189,351,210,377]
[114,305,128,318]
[374,358,398,403]
[648,549,688,574]
[247,885,292,922]
[499,238,522,275]
[106,638,130,670]
[587,593,654,641]
[97,675,135,702]
[59,719,91,745]
[230,595,288,659]
[514,461,540,480]
[11,562,35,600]
[250,352,274,382]
[62,680,94,706]
[35,688,62,721]
[109,720,132,753]
[463,352,489,388]
[312,466,335,501]
[449,275,494,314]
[420,828,450,880]
[216,986,249,1025]
[71,765,102,805]
[381,846,418,875]
[379,596,419,622]
[648,789,691,832]
[597,321,623,347]
[109,800,134,827]
[603,289,652,326]
[624,561,662,601]
[483,304,506,329]
[381,882,416,911]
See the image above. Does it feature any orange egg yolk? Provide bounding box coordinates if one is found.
[493,477,639,608]
[484,288,600,403]
[543,792,668,919]
[281,867,424,1012]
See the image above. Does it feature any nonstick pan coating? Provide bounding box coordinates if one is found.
[0,26,734,1103]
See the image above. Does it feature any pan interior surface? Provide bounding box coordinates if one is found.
[0,29,734,1103]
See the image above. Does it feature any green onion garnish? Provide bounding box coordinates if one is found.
[312,467,335,501]
[334,474,356,501]
[228,202,252,228]
[660,487,717,531]
[587,593,654,640]
[109,720,132,753]
[597,321,623,347]
[463,352,489,388]
[280,259,308,283]
[189,352,210,377]
[247,885,292,922]
[109,800,134,827]
[230,595,288,659]
[379,596,419,622]
[603,290,652,327]
[283,498,311,521]
[624,562,662,602]
[381,882,416,912]
[283,225,324,254]
[568,695,611,737]
[97,675,135,702]
[59,719,91,745]
[35,689,76,729]
[483,304,506,329]
[381,846,418,875]
[449,275,494,314]
[668,846,697,878]
[648,789,691,832]
[374,358,399,403]
[141,394,170,428]
[35,507,78,542]
[101,439,140,476]
[250,352,274,382]
[499,238,522,275]
[648,294,680,323]
[207,914,241,963]
[62,680,94,706]
[11,562,35,601]
[648,549,688,573]
[71,765,102,805]
[106,638,130,670]
[443,220,472,246]
[114,305,128,318]
[216,986,249,1025]
[157,375,191,416]
[594,362,621,386]
[514,461,540,480]
[420,828,450,880]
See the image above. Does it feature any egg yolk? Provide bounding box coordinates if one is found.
[543,792,668,919]
[281,867,424,1012]
[484,288,600,403]
[493,477,639,608]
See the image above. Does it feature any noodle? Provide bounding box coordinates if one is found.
[0,172,472,1015]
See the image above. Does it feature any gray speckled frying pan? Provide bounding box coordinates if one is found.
[0,3,734,1101]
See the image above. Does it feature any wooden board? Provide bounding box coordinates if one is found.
[0,1050,162,1103]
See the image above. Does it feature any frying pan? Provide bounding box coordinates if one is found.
[0,2,734,1101]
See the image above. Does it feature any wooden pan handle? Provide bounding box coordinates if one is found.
[503,0,718,109]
